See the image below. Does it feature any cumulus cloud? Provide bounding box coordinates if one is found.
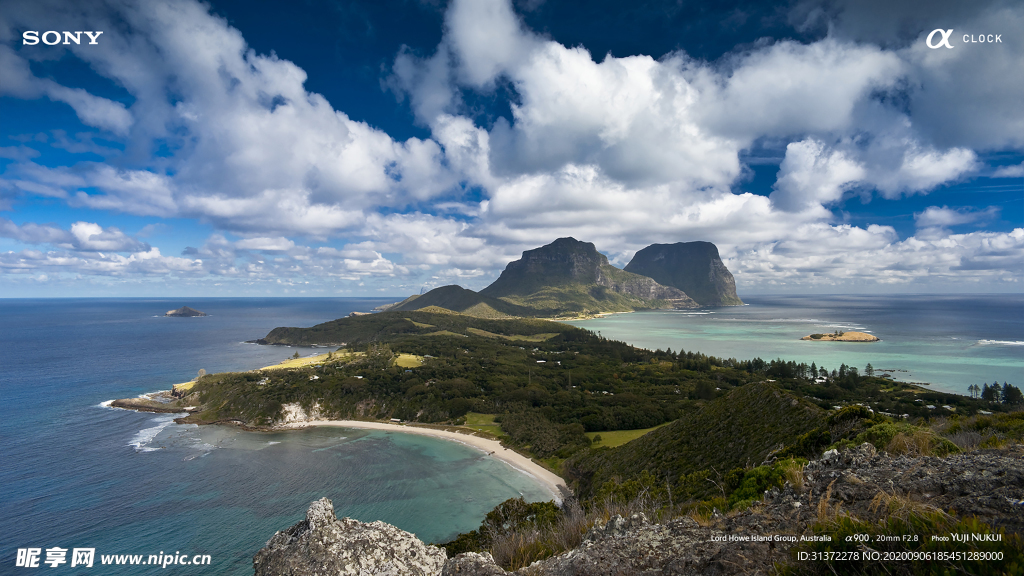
[1,0,1021,292]
[730,225,1024,286]
[771,139,865,212]
[915,205,1000,229]
[0,218,150,252]
[993,162,1024,178]
[0,46,133,135]
[1,0,460,233]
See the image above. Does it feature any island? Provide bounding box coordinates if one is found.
[165,306,207,317]
[379,237,744,319]
[107,304,1021,576]
[801,330,879,342]
[106,240,1021,575]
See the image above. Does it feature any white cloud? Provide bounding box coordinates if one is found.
[915,205,1000,228]
[731,225,1024,286]
[234,237,296,252]
[993,162,1024,178]
[771,139,865,212]
[0,46,132,135]
[1,0,1021,293]
[0,218,150,252]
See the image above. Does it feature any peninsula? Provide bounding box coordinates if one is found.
[801,331,879,342]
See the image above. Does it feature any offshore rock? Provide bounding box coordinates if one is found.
[165,306,207,317]
[253,498,446,576]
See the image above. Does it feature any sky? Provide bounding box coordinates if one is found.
[0,0,1021,298]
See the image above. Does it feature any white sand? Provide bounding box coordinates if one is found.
[278,419,567,502]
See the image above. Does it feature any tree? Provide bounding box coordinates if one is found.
[592,434,602,444]
[1002,383,1023,405]
[292,351,300,359]
[865,363,874,377]
[981,383,999,402]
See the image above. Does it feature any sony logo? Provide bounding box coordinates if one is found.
[23,31,104,45]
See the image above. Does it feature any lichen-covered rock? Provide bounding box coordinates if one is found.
[256,445,1024,576]
[441,552,506,576]
[253,498,446,576]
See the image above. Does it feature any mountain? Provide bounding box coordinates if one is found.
[624,242,742,306]
[479,237,697,315]
[388,285,534,318]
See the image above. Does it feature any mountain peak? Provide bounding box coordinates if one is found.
[625,242,742,306]
[480,238,609,298]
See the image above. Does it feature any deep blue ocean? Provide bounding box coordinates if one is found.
[1,295,1021,574]
[0,298,551,575]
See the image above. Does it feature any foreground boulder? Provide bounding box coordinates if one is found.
[253,498,446,576]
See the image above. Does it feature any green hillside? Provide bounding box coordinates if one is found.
[564,382,824,497]
[389,285,534,318]
[258,309,576,346]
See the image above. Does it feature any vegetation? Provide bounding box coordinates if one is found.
[389,284,534,318]
[175,307,1023,571]
[584,423,668,447]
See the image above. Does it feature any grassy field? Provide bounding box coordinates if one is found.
[585,422,671,448]
[395,354,424,368]
[463,412,507,438]
[404,318,436,328]
[260,350,358,370]
[465,327,559,342]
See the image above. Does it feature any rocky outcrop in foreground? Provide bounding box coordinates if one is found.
[256,444,1023,575]
[253,498,446,576]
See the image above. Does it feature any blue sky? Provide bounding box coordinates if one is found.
[1,0,1021,297]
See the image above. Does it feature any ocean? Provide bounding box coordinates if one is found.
[568,294,1023,395]
[1,295,1020,574]
[0,298,551,575]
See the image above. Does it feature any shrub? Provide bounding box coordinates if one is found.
[851,423,960,457]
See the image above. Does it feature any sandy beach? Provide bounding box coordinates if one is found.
[278,419,567,502]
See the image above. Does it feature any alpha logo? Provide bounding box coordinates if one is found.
[926,29,954,49]
[22,31,104,45]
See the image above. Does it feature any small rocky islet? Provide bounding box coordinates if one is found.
[165,306,207,317]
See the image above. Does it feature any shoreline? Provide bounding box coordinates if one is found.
[278,419,567,502]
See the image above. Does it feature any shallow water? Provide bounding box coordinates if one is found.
[568,294,1023,394]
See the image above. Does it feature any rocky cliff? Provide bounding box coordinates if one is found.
[480,237,697,313]
[253,498,446,576]
[624,242,742,306]
[255,444,1023,575]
